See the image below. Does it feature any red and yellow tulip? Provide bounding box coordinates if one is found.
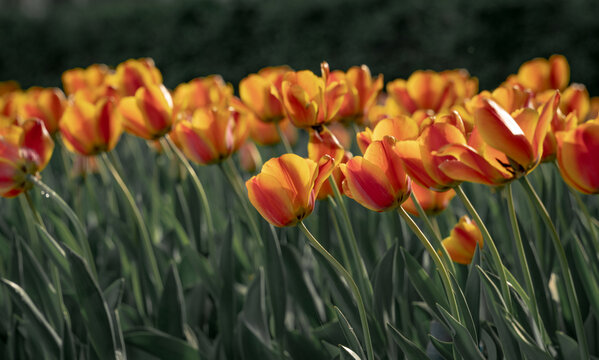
[17,87,66,134]
[246,114,297,146]
[555,119,599,194]
[111,58,163,97]
[246,153,334,227]
[116,84,173,140]
[173,75,234,117]
[240,66,290,123]
[307,125,350,199]
[62,64,113,102]
[329,65,383,124]
[402,182,455,217]
[441,215,483,265]
[507,54,569,94]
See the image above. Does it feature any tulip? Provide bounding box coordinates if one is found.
[330,65,383,124]
[402,182,455,217]
[246,114,297,146]
[511,54,569,94]
[116,84,173,140]
[356,115,419,154]
[240,66,290,123]
[172,105,248,165]
[111,58,163,97]
[541,112,577,162]
[0,119,54,197]
[246,153,334,227]
[62,64,112,101]
[173,75,234,117]
[555,119,599,194]
[441,215,483,264]
[278,62,347,128]
[307,125,350,199]
[239,141,262,173]
[340,136,411,212]
[17,87,66,134]
[559,84,590,120]
[60,93,123,156]
[0,81,19,96]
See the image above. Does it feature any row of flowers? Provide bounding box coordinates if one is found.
[0,55,597,266]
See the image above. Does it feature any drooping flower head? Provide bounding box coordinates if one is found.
[555,119,599,194]
[111,58,163,97]
[442,215,483,265]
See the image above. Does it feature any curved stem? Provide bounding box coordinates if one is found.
[163,136,215,239]
[101,153,163,294]
[455,185,512,310]
[275,121,293,154]
[27,175,97,279]
[506,184,548,343]
[329,176,373,303]
[520,177,589,359]
[327,198,352,271]
[398,207,460,321]
[298,221,374,360]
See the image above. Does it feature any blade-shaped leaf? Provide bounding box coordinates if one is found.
[158,264,186,339]
[387,323,428,360]
[125,327,201,360]
[335,306,366,359]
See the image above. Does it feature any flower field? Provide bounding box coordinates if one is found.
[0,55,598,359]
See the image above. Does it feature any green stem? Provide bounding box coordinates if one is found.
[506,184,548,343]
[398,207,460,321]
[275,121,293,153]
[519,177,589,359]
[163,136,215,239]
[455,185,512,310]
[327,198,352,271]
[27,175,97,280]
[571,190,599,261]
[328,176,373,303]
[298,221,374,360]
[101,153,163,294]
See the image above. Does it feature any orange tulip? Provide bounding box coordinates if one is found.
[329,65,383,124]
[172,105,248,165]
[111,58,163,97]
[356,115,419,154]
[62,64,112,101]
[441,215,483,265]
[240,66,290,123]
[246,154,334,227]
[307,125,350,199]
[278,62,347,128]
[555,119,599,194]
[559,84,590,120]
[239,141,263,173]
[541,112,577,162]
[60,94,123,156]
[173,76,234,117]
[402,182,455,217]
[0,81,19,96]
[17,87,66,134]
[116,84,173,140]
[0,119,54,197]
[340,136,411,212]
[511,54,569,94]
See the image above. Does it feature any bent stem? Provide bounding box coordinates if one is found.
[275,121,293,153]
[398,207,460,321]
[299,221,374,360]
[27,174,97,279]
[101,152,163,294]
[329,177,373,303]
[455,185,512,310]
[163,136,215,239]
[505,184,548,344]
[520,177,589,359]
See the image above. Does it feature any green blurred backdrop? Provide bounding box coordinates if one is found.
[1,0,598,94]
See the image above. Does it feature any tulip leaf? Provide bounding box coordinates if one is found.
[103,278,125,311]
[500,309,553,360]
[387,323,429,360]
[312,320,346,348]
[178,248,217,295]
[34,224,70,278]
[285,330,329,360]
[449,273,477,342]
[570,234,599,318]
[125,327,202,360]
[339,345,362,360]
[217,222,235,358]
[372,243,397,330]
[265,225,287,341]
[241,268,270,346]
[158,263,186,339]
[556,331,581,359]
[238,320,278,360]
[401,248,448,318]
[334,306,366,359]
[480,326,500,360]
[428,334,454,360]
[0,278,62,358]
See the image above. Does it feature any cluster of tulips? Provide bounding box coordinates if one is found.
[1,54,598,359]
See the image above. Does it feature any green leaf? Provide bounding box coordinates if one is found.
[64,246,120,360]
[178,248,217,296]
[570,234,599,318]
[312,320,346,348]
[217,225,234,358]
[158,264,186,339]
[556,331,581,359]
[371,244,396,330]
[238,321,278,360]
[334,306,366,359]
[285,330,328,360]
[429,334,453,360]
[436,305,484,360]
[34,224,70,278]
[500,310,553,360]
[449,273,477,342]
[480,326,500,360]
[339,345,362,360]
[241,268,270,346]
[387,323,428,360]
[104,278,125,311]
[1,279,62,357]
[264,225,287,341]
[125,327,201,360]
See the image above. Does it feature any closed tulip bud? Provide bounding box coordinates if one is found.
[116,84,173,140]
[173,105,248,165]
[239,141,262,173]
[60,94,123,156]
[556,119,599,194]
[559,84,590,120]
[441,215,483,264]
[341,136,411,212]
[246,154,335,227]
[112,58,163,97]
[18,87,66,134]
[240,66,290,123]
[402,182,455,217]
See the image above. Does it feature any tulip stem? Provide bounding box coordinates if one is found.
[163,136,215,240]
[101,153,163,295]
[571,189,599,261]
[397,207,460,321]
[329,176,373,304]
[505,184,548,344]
[519,177,589,359]
[299,221,374,360]
[408,192,455,274]
[327,198,353,271]
[27,174,97,280]
[275,121,293,153]
[455,185,512,310]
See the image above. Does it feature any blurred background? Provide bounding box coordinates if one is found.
[1,0,598,94]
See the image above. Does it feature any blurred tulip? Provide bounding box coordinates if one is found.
[330,65,383,124]
[511,54,569,94]
[327,122,352,149]
[556,119,599,194]
[278,62,347,128]
[60,94,123,156]
[172,105,248,165]
[111,58,163,97]
[588,97,599,121]
[240,66,290,123]
[307,125,349,199]
[0,81,19,96]
[17,87,66,133]
[402,183,455,217]
[173,75,234,117]
[541,112,577,162]
[246,153,334,227]
[341,137,411,212]
[247,114,297,146]
[62,64,112,100]
[116,84,173,140]
[0,119,54,197]
[559,84,590,120]
[239,141,262,173]
[356,115,419,154]
[441,215,483,264]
